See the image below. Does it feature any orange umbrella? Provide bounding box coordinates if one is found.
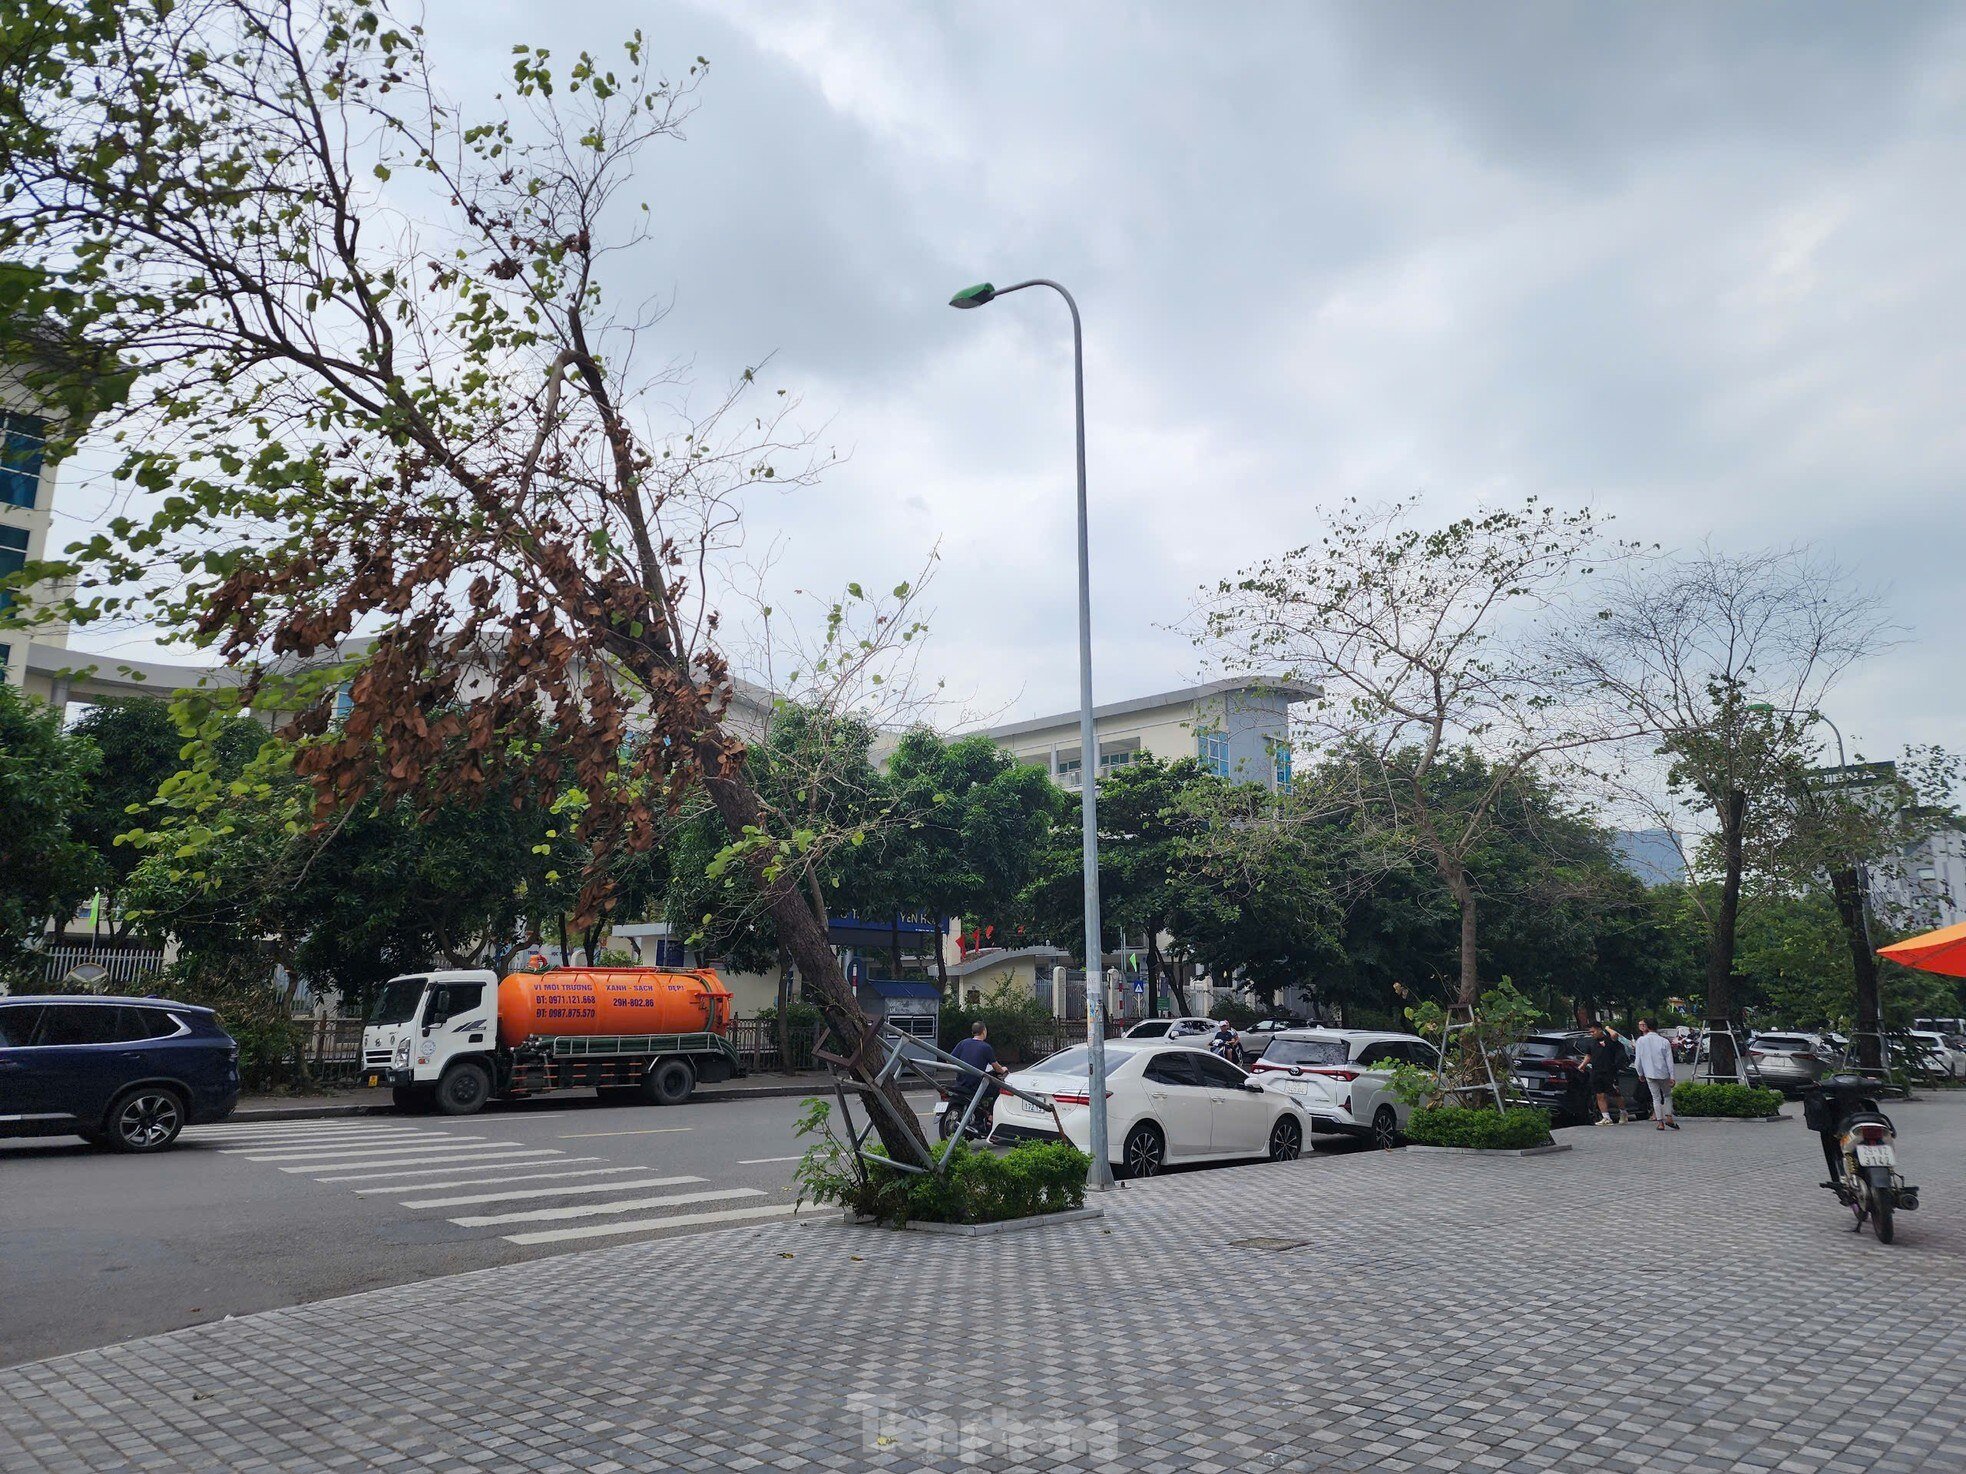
[1877,920,1966,979]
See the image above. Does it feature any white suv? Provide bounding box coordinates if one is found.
[1248,1028,1439,1149]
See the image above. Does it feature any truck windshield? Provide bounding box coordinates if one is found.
[368,978,429,1026]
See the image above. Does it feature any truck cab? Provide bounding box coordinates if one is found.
[362,970,499,1112]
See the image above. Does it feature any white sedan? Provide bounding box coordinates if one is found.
[998,1041,1313,1178]
[1120,1016,1221,1048]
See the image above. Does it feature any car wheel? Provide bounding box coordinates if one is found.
[104,1087,186,1153]
[643,1057,695,1107]
[1268,1116,1302,1162]
[1371,1105,1402,1150]
[1120,1122,1165,1179]
[434,1061,492,1116]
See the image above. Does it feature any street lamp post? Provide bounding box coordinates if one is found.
[951,279,1115,1190]
[1750,701,1882,1066]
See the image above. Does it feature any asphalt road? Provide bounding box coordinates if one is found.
[0,1089,1370,1365]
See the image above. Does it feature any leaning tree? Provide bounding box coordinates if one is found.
[0,0,930,1155]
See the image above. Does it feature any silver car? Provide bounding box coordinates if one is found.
[1746,1033,1833,1094]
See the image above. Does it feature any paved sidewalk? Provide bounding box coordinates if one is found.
[233,1069,920,1120]
[5,1097,1963,1472]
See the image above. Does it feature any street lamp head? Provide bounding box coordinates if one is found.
[948,282,997,309]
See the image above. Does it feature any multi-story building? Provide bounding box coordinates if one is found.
[972,676,1315,792]
[1870,816,1966,931]
[0,372,70,687]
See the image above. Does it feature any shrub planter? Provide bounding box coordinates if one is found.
[797,1134,1094,1232]
[1407,1142,1571,1158]
[847,1205,1107,1236]
[1405,1105,1556,1152]
[1672,1082,1785,1120]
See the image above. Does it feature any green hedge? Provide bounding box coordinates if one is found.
[823,1140,1092,1227]
[1406,1105,1553,1150]
[1672,1082,1784,1118]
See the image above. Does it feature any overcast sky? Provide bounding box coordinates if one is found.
[56,2,1966,760]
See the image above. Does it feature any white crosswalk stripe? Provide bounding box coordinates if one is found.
[450,1187,764,1229]
[231,1137,493,1161]
[278,1146,551,1173]
[502,1203,807,1246]
[305,1151,567,1182]
[199,1116,809,1252]
[399,1175,705,1210]
[350,1162,619,1194]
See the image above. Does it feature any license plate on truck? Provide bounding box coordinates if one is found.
[366,1073,383,1087]
[1855,1143,1895,1167]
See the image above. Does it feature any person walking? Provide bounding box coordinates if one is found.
[1586,1023,1625,1125]
[1634,1018,1679,1131]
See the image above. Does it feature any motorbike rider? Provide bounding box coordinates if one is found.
[1210,1020,1246,1068]
[950,1021,1006,1115]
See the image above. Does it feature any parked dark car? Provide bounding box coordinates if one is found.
[1507,1030,1649,1126]
[0,995,239,1152]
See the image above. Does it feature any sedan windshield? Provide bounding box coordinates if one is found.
[1258,1038,1349,1067]
[367,978,429,1026]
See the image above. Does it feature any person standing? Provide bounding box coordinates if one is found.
[1586,1023,1625,1125]
[1633,1018,1679,1131]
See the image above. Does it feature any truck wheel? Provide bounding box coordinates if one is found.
[644,1057,695,1106]
[434,1061,492,1116]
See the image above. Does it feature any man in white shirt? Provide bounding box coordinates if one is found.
[1633,1019,1679,1131]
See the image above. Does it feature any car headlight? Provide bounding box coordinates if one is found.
[394,1037,412,1066]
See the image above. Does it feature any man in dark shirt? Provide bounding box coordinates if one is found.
[951,1021,998,1076]
[1587,1024,1626,1125]
[950,1021,1003,1109]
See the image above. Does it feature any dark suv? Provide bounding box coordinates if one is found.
[0,996,239,1152]
[1508,1030,1648,1125]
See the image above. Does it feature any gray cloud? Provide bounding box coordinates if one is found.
[59,1,1966,760]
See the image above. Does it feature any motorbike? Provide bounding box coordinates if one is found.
[934,1076,1001,1142]
[1802,1075,1920,1243]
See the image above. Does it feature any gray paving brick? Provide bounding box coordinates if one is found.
[3,1094,1965,1471]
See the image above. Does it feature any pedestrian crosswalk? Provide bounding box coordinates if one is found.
[182,1118,811,1248]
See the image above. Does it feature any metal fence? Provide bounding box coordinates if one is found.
[29,946,166,989]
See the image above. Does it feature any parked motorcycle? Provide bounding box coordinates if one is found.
[1801,1075,1920,1243]
[934,1077,1000,1142]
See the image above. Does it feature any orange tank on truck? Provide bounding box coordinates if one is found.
[495,968,733,1048]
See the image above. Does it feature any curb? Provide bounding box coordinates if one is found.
[845,1206,1107,1237]
[228,1079,935,1123]
[1406,1142,1571,1158]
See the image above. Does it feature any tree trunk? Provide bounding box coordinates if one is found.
[933,921,950,998]
[1829,863,1883,1070]
[1440,862,1479,1007]
[775,939,794,1075]
[698,762,929,1163]
[1146,923,1163,1018]
[1704,788,1747,1077]
[888,916,902,981]
[556,913,573,966]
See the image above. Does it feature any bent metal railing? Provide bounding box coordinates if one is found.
[819,1023,1067,1179]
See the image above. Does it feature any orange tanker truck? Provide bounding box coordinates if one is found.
[360,966,743,1115]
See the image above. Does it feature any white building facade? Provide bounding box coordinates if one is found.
[973,676,1314,792]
